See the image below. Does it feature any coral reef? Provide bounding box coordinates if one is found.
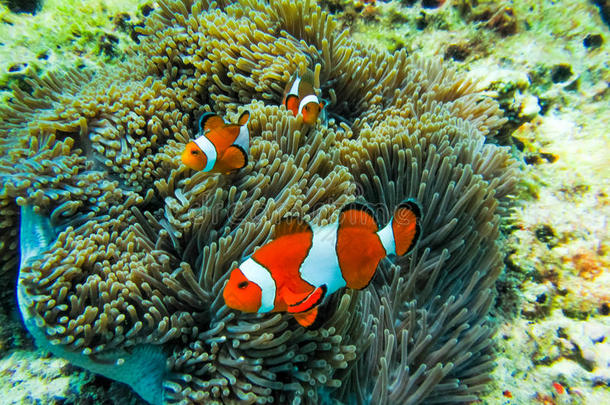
[0,349,143,404]
[0,0,147,103]
[493,107,610,402]
[0,0,518,404]
[0,350,91,403]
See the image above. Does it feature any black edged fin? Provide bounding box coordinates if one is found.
[274,216,312,238]
[295,299,331,329]
[199,112,225,133]
[225,144,248,170]
[399,198,423,253]
[408,223,422,254]
[393,198,423,256]
[234,144,248,168]
[238,110,250,126]
[338,201,379,231]
[397,198,423,221]
[284,94,299,107]
[288,285,327,314]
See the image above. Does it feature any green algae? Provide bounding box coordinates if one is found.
[0,0,147,103]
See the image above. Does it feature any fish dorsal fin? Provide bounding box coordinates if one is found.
[199,112,225,133]
[339,202,379,231]
[297,76,316,100]
[237,110,250,126]
[274,216,311,239]
[288,72,301,96]
[284,95,299,116]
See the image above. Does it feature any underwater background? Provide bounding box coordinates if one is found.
[0,0,608,404]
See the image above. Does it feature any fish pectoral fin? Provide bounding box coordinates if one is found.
[287,285,326,314]
[222,145,248,170]
[293,306,319,328]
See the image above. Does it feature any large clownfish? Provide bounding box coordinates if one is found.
[181,111,250,173]
[223,199,422,327]
[282,69,325,125]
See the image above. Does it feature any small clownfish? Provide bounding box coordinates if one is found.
[181,111,250,173]
[223,199,422,327]
[282,69,326,125]
[552,382,565,394]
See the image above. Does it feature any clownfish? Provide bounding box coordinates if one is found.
[181,111,250,173]
[223,199,422,327]
[282,69,326,125]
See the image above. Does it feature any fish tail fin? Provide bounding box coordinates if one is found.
[378,199,422,257]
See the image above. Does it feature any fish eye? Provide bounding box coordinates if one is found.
[238,281,248,289]
[191,150,199,155]
[304,104,317,113]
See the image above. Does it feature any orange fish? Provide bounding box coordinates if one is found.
[181,111,250,173]
[282,69,326,125]
[223,199,422,327]
[552,382,565,394]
